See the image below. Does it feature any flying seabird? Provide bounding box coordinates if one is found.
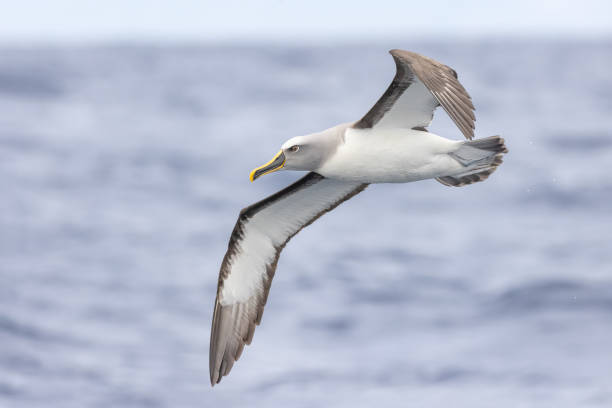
[209,49,507,385]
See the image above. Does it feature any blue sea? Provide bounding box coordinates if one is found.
[1,40,611,407]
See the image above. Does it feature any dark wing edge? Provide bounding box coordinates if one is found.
[353,52,414,129]
[353,49,476,140]
[209,172,367,385]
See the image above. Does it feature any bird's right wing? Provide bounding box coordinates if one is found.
[354,49,476,140]
[210,172,367,385]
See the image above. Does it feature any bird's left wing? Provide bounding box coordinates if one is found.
[354,49,476,139]
[210,172,367,385]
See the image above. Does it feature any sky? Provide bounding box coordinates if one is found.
[0,0,611,44]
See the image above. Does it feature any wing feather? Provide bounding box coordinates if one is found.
[209,172,367,385]
[353,49,476,140]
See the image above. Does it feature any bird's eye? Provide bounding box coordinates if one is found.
[289,145,300,153]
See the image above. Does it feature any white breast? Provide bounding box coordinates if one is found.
[316,128,463,183]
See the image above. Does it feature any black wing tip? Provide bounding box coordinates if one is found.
[209,351,235,387]
[209,354,221,386]
[210,367,225,386]
[210,372,219,387]
[388,49,414,62]
[388,49,420,65]
[388,48,413,55]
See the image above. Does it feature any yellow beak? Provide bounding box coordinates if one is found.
[249,150,286,182]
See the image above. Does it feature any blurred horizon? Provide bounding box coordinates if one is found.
[1,0,611,45]
[1,36,611,53]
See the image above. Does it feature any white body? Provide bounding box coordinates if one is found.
[316,127,465,183]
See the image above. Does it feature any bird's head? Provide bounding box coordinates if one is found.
[249,135,332,182]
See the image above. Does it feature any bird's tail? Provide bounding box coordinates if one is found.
[437,135,508,187]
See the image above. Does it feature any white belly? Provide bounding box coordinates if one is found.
[316,128,464,183]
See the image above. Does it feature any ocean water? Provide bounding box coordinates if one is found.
[1,40,611,407]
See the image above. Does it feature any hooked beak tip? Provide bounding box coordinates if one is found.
[249,150,285,182]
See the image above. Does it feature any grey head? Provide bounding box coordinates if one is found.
[249,123,348,181]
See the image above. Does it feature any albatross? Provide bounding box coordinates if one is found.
[209,49,507,385]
